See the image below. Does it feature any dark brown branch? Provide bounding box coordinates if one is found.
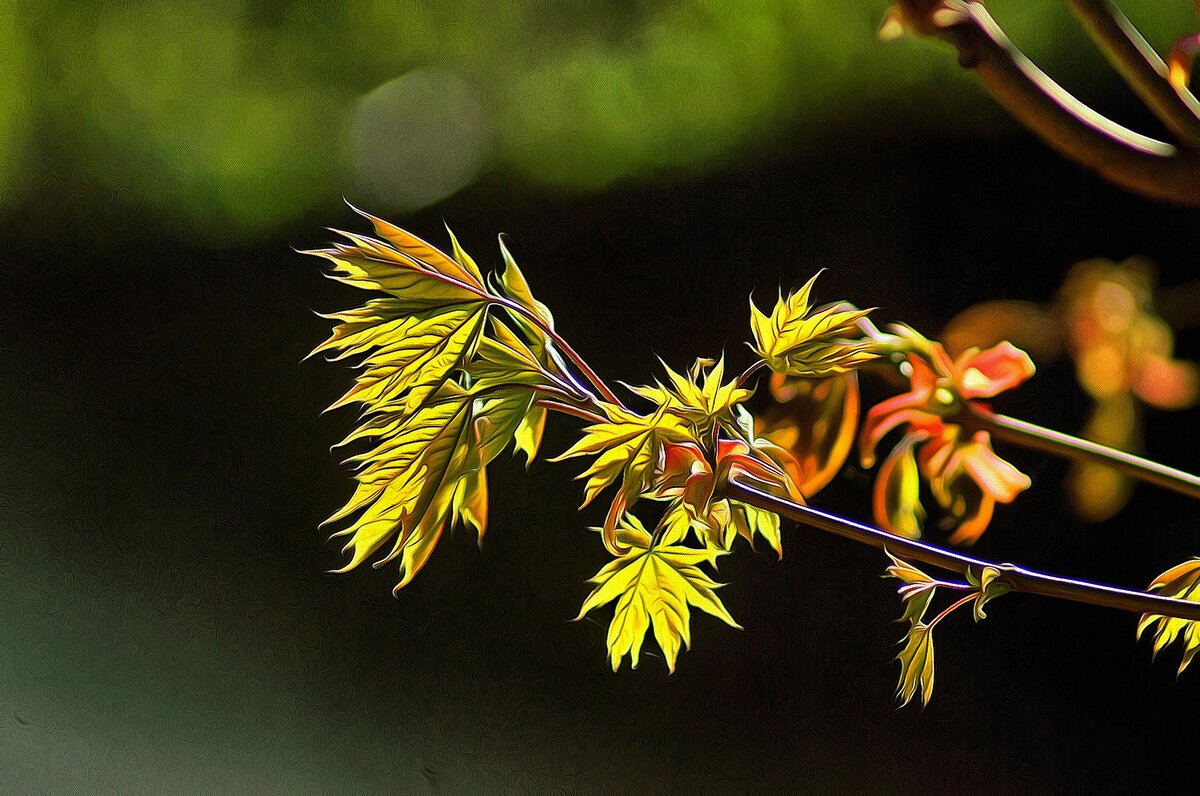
[1065,0,1200,148]
[727,479,1200,622]
[961,406,1200,500]
[892,0,1200,205]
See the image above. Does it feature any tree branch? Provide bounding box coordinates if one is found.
[959,406,1200,500]
[726,478,1200,622]
[891,0,1200,205]
[1065,0,1200,148]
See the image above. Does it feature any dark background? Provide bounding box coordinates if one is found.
[2,2,1200,792]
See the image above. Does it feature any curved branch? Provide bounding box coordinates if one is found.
[727,479,1200,622]
[1064,0,1200,148]
[960,406,1200,500]
[892,0,1200,205]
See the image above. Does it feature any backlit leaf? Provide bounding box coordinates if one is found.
[874,434,926,538]
[730,500,782,558]
[327,387,480,590]
[313,216,567,592]
[552,403,691,551]
[577,514,741,673]
[1138,558,1200,675]
[750,277,876,378]
[885,552,937,626]
[896,622,936,707]
[627,357,752,436]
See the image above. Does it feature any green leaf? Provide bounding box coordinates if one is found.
[730,500,782,558]
[1139,558,1200,675]
[970,566,1010,622]
[896,622,936,707]
[324,305,487,416]
[577,514,740,673]
[498,235,555,332]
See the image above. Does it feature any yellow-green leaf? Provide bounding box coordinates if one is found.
[1138,558,1200,675]
[884,552,937,626]
[327,388,479,590]
[577,515,741,673]
[553,404,690,508]
[627,356,752,436]
[750,277,876,378]
[326,305,487,417]
[896,622,936,707]
[498,235,555,332]
[969,566,1010,622]
[306,215,488,311]
[730,500,782,558]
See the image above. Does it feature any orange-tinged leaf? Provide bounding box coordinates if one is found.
[349,204,486,290]
[874,435,925,539]
[758,371,859,497]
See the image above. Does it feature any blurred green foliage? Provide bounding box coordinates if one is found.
[1,0,1193,240]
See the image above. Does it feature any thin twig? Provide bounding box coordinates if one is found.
[960,406,1200,500]
[726,478,1200,622]
[497,296,629,410]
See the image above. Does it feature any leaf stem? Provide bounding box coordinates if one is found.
[737,360,768,389]
[959,405,1200,501]
[538,398,610,425]
[927,592,977,629]
[497,297,628,410]
[726,478,1200,622]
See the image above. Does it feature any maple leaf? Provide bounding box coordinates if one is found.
[1138,558,1200,675]
[885,551,938,626]
[552,404,691,553]
[874,435,926,539]
[750,274,876,378]
[577,514,741,673]
[896,622,936,707]
[325,386,481,591]
[311,213,565,591]
[626,357,752,436]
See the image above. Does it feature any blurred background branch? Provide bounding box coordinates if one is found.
[888,0,1200,204]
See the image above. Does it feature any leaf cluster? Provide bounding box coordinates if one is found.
[307,208,569,591]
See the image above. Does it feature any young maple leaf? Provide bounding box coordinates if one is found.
[552,404,692,554]
[576,514,741,673]
[1139,558,1200,675]
[311,212,562,592]
[749,274,876,378]
[624,356,752,436]
[896,623,936,707]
